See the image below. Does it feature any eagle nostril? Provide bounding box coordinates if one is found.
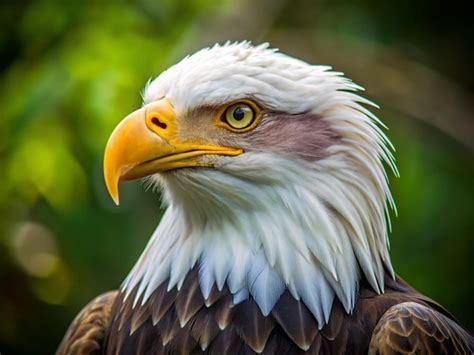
[151,117,167,129]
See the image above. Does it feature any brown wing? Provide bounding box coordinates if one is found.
[56,290,119,355]
[368,301,474,354]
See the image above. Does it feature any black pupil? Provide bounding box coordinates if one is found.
[233,107,245,121]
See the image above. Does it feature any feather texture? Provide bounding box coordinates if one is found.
[59,42,474,355]
[65,272,473,354]
[126,48,400,321]
[247,249,285,316]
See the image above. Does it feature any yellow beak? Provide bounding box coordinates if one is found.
[103,99,242,205]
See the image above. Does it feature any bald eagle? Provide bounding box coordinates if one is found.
[58,42,473,354]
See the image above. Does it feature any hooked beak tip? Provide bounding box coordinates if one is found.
[103,158,121,206]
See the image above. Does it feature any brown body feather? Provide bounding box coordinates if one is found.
[57,269,473,354]
[57,291,118,355]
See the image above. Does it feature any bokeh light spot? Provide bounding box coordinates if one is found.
[10,221,60,278]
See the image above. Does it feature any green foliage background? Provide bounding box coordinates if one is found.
[0,0,473,353]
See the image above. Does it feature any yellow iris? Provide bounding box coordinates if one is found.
[223,103,256,130]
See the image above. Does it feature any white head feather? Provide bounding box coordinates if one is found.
[122,42,398,329]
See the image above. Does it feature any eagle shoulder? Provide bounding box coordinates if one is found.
[56,290,118,355]
[368,301,474,354]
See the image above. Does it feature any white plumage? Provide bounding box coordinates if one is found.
[122,41,397,329]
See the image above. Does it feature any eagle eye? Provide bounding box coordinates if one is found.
[220,101,259,131]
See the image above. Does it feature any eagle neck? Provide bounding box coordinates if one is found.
[122,153,393,328]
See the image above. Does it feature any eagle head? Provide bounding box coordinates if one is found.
[103,42,397,328]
